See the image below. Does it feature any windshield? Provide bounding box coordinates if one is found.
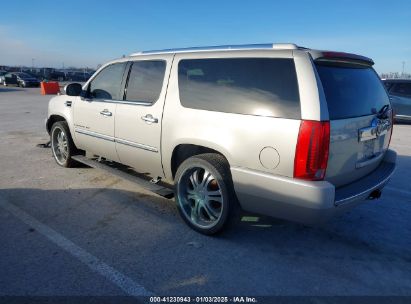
[315,63,390,120]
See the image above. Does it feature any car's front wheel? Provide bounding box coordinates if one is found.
[174,153,239,235]
[50,121,77,168]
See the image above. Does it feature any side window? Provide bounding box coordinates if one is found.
[178,58,301,119]
[88,63,126,100]
[390,83,411,97]
[125,60,166,103]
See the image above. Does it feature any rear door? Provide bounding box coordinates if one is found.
[73,62,127,161]
[114,56,172,178]
[315,62,392,187]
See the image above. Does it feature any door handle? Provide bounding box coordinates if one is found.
[141,114,158,124]
[100,109,112,117]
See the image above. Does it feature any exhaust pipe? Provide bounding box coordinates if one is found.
[368,189,382,200]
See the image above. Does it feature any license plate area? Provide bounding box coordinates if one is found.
[356,136,386,168]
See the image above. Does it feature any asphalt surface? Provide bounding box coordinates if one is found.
[0,87,410,297]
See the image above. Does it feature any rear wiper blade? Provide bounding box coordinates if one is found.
[376,104,390,119]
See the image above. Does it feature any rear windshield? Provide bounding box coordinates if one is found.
[315,63,389,120]
[178,58,301,119]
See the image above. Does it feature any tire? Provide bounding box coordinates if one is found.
[174,153,240,235]
[50,121,78,168]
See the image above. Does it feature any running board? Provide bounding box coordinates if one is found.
[71,155,174,199]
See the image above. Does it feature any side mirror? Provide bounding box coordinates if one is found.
[65,83,83,96]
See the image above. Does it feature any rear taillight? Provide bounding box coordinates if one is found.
[294,120,330,181]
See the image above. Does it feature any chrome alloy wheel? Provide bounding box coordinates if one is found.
[177,167,224,229]
[51,126,69,165]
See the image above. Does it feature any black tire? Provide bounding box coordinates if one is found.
[174,153,240,235]
[50,121,78,168]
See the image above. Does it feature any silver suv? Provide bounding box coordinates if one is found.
[46,43,396,234]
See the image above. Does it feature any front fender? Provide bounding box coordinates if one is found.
[46,95,75,136]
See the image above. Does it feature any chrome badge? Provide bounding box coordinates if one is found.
[358,117,391,142]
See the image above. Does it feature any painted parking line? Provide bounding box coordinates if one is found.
[0,197,153,297]
[385,186,411,197]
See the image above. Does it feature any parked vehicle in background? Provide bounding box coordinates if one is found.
[54,71,66,81]
[2,73,19,86]
[0,70,7,83]
[46,43,396,234]
[67,71,93,82]
[12,72,40,87]
[383,79,411,122]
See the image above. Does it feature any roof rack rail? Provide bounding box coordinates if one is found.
[130,43,299,56]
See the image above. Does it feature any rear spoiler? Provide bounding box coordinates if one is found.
[313,51,374,66]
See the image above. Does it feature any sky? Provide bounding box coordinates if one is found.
[1,0,410,74]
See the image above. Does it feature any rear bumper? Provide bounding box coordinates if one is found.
[231,149,396,224]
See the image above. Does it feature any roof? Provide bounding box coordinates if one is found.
[129,43,300,56]
[126,43,374,66]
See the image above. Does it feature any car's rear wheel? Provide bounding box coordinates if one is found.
[174,153,239,235]
[50,121,77,168]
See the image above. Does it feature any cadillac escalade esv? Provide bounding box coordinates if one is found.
[46,43,396,234]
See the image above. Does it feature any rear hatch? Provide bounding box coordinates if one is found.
[314,54,392,187]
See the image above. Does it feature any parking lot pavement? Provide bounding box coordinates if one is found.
[0,87,411,297]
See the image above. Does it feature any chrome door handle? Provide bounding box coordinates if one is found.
[141,114,158,123]
[100,109,112,117]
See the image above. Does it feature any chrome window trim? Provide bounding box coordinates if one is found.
[75,128,158,152]
[80,98,152,106]
[103,99,152,106]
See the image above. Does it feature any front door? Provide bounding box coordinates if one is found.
[115,57,172,178]
[73,62,127,161]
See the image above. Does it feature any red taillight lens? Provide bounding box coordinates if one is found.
[294,120,330,181]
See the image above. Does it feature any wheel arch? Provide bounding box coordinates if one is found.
[46,114,67,134]
[170,144,231,180]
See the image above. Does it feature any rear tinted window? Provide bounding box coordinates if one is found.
[178,58,300,119]
[125,60,166,103]
[316,64,390,120]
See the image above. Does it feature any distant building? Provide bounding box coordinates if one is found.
[380,72,411,79]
